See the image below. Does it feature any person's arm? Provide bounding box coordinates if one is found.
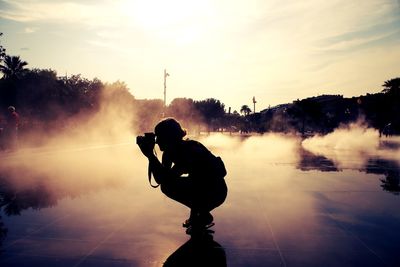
[147,152,174,184]
[137,139,171,184]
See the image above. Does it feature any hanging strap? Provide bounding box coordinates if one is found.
[148,163,160,188]
[148,149,160,188]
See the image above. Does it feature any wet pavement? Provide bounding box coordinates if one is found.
[0,134,399,266]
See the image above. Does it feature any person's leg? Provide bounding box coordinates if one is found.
[161,176,228,229]
[188,178,228,228]
[160,177,195,209]
[198,178,228,213]
[161,177,199,227]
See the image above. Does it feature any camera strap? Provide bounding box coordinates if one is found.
[148,149,160,188]
[148,163,160,188]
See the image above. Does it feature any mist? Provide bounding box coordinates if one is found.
[301,121,400,169]
[0,84,145,204]
[2,88,400,211]
[198,133,300,163]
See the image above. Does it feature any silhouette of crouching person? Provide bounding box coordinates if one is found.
[137,118,227,231]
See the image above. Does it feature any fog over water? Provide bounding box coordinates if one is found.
[1,117,400,196]
[302,121,400,169]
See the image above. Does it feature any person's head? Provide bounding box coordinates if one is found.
[154,118,186,151]
[8,106,15,112]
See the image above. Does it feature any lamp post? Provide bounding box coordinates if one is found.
[164,69,170,107]
[252,96,257,113]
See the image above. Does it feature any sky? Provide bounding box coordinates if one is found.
[0,0,399,112]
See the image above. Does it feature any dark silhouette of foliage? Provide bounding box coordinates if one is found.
[240,105,251,116]
[167,98,198,122]
[0,68,108,137]
[193,98,225,131]
[382,78,400,96]
[194,98,225,120]
[287,98,324,134]
[135,98,164,132]
[222,111,242,133]
[0,33,6,61]
[0,55,28,80]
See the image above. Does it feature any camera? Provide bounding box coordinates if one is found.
[136,132,156,146]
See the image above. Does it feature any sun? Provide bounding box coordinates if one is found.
[121,0,215,42]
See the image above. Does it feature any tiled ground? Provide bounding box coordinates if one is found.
[0,136,399,266]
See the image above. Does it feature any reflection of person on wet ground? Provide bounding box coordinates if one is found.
[163,233,227,267]
[137,118,227,234]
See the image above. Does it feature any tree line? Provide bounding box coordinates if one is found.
[1,32,399,140]
[0,55,229,137]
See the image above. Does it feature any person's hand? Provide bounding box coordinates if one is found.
[137,138,155,158]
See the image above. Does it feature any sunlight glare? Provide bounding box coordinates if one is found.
[128,0,212,28]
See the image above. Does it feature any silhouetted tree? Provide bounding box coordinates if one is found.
[240,105,251,116]
[135,99,164,132]
[167,98,198,122]
[382,78,400,96]
[0,33,6,62]
[0,55,28,80]
[194,98,225,131]
[222,111,242,133]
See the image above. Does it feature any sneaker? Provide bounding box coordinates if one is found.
[199,212,213,226]
[183,212,214,229]
[182,209,197,228]
[182,218,192,228]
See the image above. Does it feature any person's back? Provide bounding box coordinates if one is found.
[164,139,224,179]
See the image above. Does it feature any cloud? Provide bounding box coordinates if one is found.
[314,20,400,53]
[0,0,119,27]
[241,0,399,58]
[2,0,397,51]
[86,39,123,51]
[24,27,38,33]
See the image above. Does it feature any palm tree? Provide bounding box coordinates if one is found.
[0,55,28,79]
[240,105,251,116]
[382,78,400,95]
[0,32,6,61]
